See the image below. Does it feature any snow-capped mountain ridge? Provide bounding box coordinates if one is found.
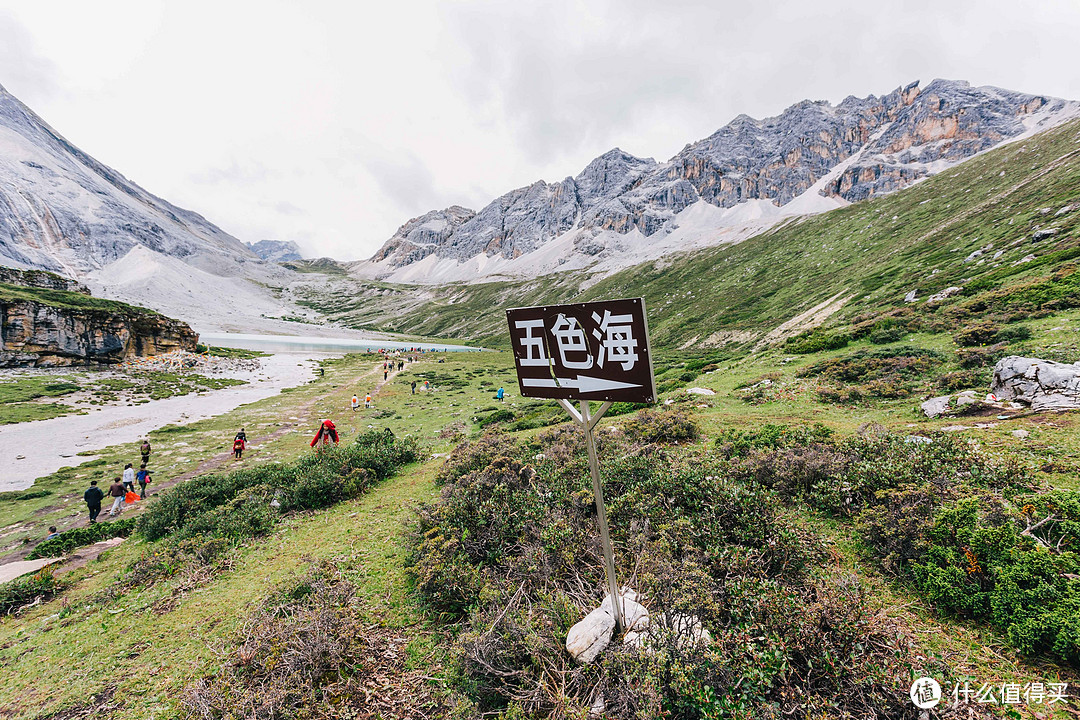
[360,79,1078,284]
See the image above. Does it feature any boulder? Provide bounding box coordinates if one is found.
[991,356,1080,411]
[921,395,953,418]
[686,387,716,396]
[566,589,649,664]
[925,286,963,304]
[566,605,615,665]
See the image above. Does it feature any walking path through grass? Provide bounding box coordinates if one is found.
[0,357,403,567]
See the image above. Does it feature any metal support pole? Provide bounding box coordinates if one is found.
[580,400,623,631]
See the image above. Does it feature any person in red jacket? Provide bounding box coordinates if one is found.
[310,419,339,448]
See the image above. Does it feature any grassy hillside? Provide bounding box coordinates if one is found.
[298,117,1080,349]
[2,345,1077,718]
[4,120,1080,719]
[0,281,161,316]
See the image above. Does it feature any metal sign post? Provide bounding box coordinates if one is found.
[506,298,656,632]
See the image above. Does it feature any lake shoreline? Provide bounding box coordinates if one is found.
[0,353,325,491]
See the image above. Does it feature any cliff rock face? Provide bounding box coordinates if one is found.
[0,267,198,367]
[0,300,197,367]
[368,79,1074,273]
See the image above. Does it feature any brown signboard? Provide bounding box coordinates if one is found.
[506,298,656,403]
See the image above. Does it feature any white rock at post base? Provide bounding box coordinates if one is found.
[686,387,716,396]
[600,592,650,632]
[566,605,616,664]
[566,589,649,664]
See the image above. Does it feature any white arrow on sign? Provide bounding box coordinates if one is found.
[522,376,642,393]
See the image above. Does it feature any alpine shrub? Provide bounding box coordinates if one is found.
[27,518,136,559]
[620,408,698,444]
[0,567,66,614]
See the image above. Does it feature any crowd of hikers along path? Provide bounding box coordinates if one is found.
[61,348,427,536]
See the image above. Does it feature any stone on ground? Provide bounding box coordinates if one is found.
[992,356,1080,411]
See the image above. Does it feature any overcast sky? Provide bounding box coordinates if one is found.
[1,0,1078,261]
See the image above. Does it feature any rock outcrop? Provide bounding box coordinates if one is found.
[991,356,1080,411]
[368,80,1075,275]
[0,267,197,367]
[0,266,88,294]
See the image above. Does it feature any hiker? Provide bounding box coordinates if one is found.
[140,438,152,466]
[310,419,339,448]
[107,477,126,517]
[411,380,416,395]
[45,526,60,541]
[496,387,505,401]
[351,394,360,411]
[235,428,247,443]
[84,481,104,523]
[384,369,388,381]
[398,360,403,371]
[365,393,373,409]
[122,463,136,493]
[136,464,153,499]
[233,433,246,460]
[423,380,429,391]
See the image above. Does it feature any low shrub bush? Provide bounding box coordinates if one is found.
[408,425,927,717]
[27,518,136,559]
[797,346,942,384]
[0,488,51,503]
[106,535,230,600]
[0,567,65,614]
[620,408,698,444]
[139,431,419,542]
[936,369,982,393]
[785,328,851,354]
[183,561,445,719]
[954,321,1001,347]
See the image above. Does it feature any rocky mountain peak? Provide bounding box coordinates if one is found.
[245,240,303,263]
[370,205,477,265]
[363,79,1076,280]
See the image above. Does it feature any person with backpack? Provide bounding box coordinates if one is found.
[136,464,153,499]
[364,393,373,408]
[84,480,105,523]
[140,438,152,466]
[351,394,360,411]
[107,477,126,517]
[233,434,246,460]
